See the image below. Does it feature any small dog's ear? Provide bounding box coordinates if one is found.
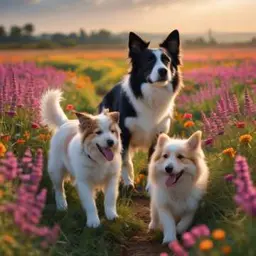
[109,111,120,124]
[102,108,110,115]
[129,32,150,55]
[187,131,202,150]
[159,29,181,65]
[157,133,169,148]
[74,111,93,130]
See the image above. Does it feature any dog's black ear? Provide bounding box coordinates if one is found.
[129,32,149,55]
[160,29,181,65]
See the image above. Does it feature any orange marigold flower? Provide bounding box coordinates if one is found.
[66,71,76,79]
[212,229,226,240]
[239,134,252,144]
[139,174,146,180]
[0,142,7,157]
[222,148,236,158]
[3,235,16,244]
[76,84,85,89]
[0,174,5,184]
[135,177,141,184]
[199,239,213,251]
[38,134,46,141]
[46,134,51,140]
[184,121,195,128]
[24,131,30,140]
[66,104,74,111]
[183,113,193,119]
[17,139,25,144]
[236,121,245,128]
[221,245,232,255]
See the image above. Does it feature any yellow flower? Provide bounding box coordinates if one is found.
[184,121,195,128]
[221,245,232,255]
[174,111,183,121]
[239,134,252,144]
[3,235,16,245]
[222,148,236,158]
[0,190,4,198]
[199,239,213,251]
[24,131,30,140]
[0,142,7,157]
[212,229,226,240]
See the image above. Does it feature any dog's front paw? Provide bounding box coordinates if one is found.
[148,221,157,231]
[105,208,119,220]
[55,193,68,211]
[176,222,187,234]
[145,183,151,194]
[86,215,100,228]
[162,233,177,244]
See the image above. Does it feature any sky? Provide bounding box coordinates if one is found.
[0,0,256,34]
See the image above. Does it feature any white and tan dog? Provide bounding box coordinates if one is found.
[147,131,209,243]
[41,89,122,228]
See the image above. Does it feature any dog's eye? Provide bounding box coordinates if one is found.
[163,154,168,159]
[96,130,103,135]
[177,154,185,159]
[161,54,169,64]
[111,130,115,134]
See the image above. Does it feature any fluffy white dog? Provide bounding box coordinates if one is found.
[41,89,122,228]
[147,131,209,243]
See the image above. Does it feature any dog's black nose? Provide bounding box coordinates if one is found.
[107,139,114,147]
[165,165,173,174]
[158,68,167,79]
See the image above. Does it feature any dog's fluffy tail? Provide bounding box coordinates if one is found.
[41,89,68,130]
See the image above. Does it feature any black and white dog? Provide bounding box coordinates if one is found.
[99,30,183,187]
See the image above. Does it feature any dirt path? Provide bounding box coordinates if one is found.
[121,197,169,256]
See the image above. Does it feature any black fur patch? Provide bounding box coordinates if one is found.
[99,84,137,158]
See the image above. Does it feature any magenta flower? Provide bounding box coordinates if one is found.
[182,232,196,248]
[224,174,234,182]
[0,63,66,122]
[231,156,256,216]
[169,240,188,256]
[0,148,60,245]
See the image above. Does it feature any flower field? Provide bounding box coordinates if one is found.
[0,48,256,256]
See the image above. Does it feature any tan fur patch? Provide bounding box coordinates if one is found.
[81,119,99,144]
[108,111,120,124]
[110,122,120,138]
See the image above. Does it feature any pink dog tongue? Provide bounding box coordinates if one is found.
[165,175,177,187]
[102,148,114,161]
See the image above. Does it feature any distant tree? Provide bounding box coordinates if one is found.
[10,26,22,40]
[23,23,35,37]
[0,26,6,37]
[90,29,112,44]
[68,33,78,41]
[208,29,217,45]
[251,37,256,45]
[79,29,88,43]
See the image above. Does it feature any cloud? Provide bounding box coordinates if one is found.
[26,0,41,4]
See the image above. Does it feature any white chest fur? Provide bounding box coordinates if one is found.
[122,76,175,149]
